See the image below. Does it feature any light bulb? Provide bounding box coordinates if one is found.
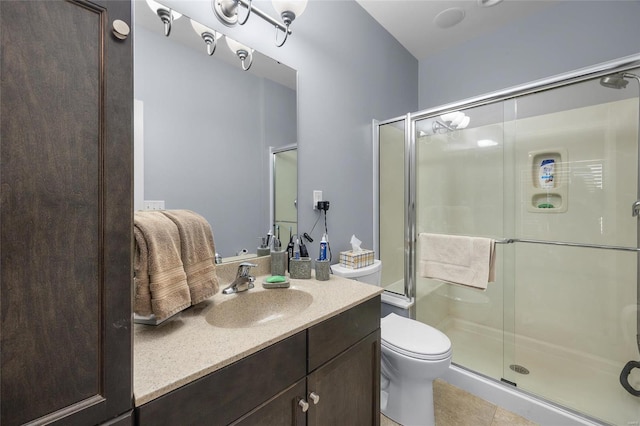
[190,20,220,38]
[146,0,182,20]
[450,114,466,127]
[440,111,463,123]
[272,0,308,21]
[226,37,252,55]
[457,116,470,129]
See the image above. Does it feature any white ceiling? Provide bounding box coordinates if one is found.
[355,0,555,61]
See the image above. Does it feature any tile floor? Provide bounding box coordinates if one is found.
[380,379,537,426]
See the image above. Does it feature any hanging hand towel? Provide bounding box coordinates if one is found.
[161,210,220,304]
[419,233,496,290]
[134,211,191,320]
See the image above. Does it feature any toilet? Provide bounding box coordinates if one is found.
[331,260,452,426]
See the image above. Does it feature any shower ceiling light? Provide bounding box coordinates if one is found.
[432,111,471,133]
[212,0,307,47]
[440,111,464,123]
[477,0,504,7]
[434,7,465,29]
[146,0,182,37]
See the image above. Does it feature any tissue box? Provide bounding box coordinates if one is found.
[339,249,375,269]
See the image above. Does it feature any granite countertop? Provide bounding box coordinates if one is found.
[133,266,383,406]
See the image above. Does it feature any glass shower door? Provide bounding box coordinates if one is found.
[386,62,640,425]
[273,147,298,238]
[378,119,407,296]
[413,102,508,380]
[503,73,640,425]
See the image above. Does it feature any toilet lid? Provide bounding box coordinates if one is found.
[381,313,452,361]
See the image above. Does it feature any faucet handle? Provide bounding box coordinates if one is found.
[237,262,257,277]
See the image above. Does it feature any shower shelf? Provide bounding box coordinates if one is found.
[527,149,568,213]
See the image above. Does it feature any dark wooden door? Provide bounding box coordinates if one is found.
[0,1,132,424]
[307,331,381,426]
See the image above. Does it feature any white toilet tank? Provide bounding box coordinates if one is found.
[330,260,382,286]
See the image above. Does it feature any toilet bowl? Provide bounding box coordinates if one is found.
[330,259,453,426]
[381,313,452,426]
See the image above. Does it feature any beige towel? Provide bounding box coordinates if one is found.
[419,233,496,290]
[134,211,191,320]
[161,210,219,304]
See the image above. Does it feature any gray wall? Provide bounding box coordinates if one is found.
[137,0,640,262]
[418,1,640,110]
[134,25,296,257]
[157,0,419,259]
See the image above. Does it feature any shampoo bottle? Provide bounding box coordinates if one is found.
[539,159,555,189]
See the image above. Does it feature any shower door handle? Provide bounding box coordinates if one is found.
[633,200,640,217]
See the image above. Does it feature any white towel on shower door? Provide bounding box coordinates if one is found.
[419,233,496,290]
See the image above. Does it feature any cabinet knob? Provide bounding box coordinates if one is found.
[112,19,130,40]
[309,392,320,405]
[298,399,309,412]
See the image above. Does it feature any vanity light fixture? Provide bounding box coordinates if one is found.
[146,0,182,37]
[191,20,222,56]
[226,37,254,71]
[212,0,307,47]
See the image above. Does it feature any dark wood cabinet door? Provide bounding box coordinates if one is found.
[307,330,381,426]
[0,1,133,424]
[232,379,307,426]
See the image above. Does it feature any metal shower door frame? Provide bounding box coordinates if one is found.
[404,54,640,313]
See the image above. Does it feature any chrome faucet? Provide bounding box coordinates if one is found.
[222,262,257,294]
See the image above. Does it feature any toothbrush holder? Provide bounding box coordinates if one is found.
[270,250,288,276]
[289,257,311,279]
[314,259,330,281]
[257,246,271,257]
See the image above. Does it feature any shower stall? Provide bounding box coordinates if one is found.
[375,57,640,425]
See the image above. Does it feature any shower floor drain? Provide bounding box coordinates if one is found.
[509,364,530,375]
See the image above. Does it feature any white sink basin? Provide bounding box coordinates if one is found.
[206,288,313,328]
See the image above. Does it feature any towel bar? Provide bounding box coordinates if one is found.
[494,238,640,252]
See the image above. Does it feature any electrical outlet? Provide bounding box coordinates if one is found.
[313,190,323,209]
[143,200,165,210]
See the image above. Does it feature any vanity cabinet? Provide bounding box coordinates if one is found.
[135,296,381,426]
[305,331,380,425]
[0,1,133,424]
[305,296,381,426]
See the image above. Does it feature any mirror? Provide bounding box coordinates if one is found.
[133,0,298,260]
